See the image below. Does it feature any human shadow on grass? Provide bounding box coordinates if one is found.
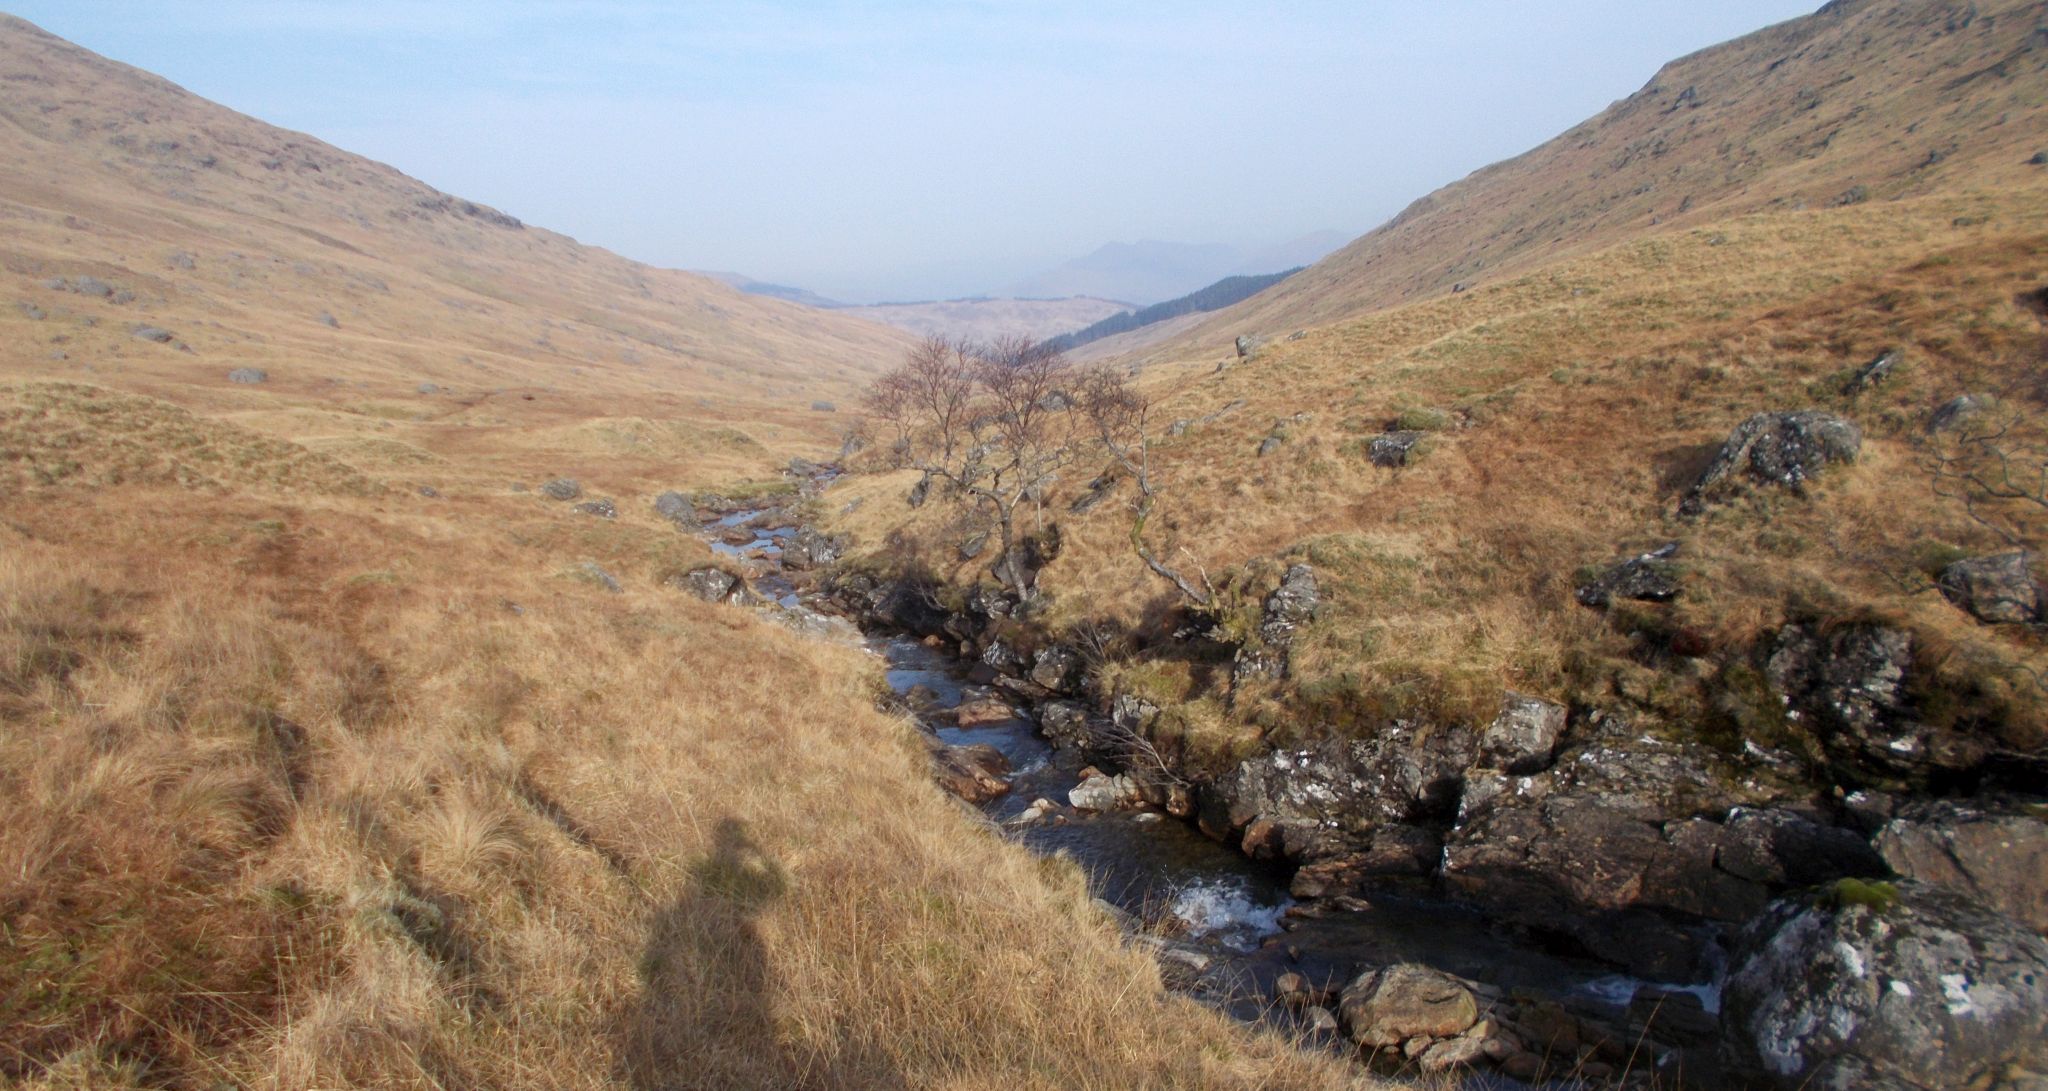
[622,817,906,1091]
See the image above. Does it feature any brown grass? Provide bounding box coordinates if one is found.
[0,481,1367,1089]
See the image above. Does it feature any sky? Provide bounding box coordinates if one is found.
[17,2,1821,303]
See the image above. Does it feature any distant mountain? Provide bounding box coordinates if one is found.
[1005,231,1347,306]
[844,296,1132,343]
[697,271,845,309]
[1044,269,1302,354]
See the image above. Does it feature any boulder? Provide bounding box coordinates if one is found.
[1682,410,1860,513]
[1875,801,2048,933]
[1068,473,1119,514]
[958,532,987,560]
[1232,563,1319,685]
[574,498,617,519]
[1368,430,1425,468]
[1765,622,1988,785]
[1339,963,1479,1048]
[1845,349,1900,393]
[1234,334,1264,358]
[1068,772,1138,812]
[1721,880,2048,1090]
[71,275,113,298]
[131,325,174,343]
[1216,723,1477,852]
[670,567,738,603]
[653,491,701,530]
[1257,435,1283,457]
[541,478,582,501]
[906,474,930,508]
[1928,393,1993,433]
[227,367,267,384]
[416,382,441,395]
[782,527,844,570]
[1478,691,1566,774]
[573,562,622,593]
[1028,645,1084,693]
[1937,552,2040,625]
[1037,700,1096,750]
[810,400,836,412]
[955,699,1017,727]
[1716,807,1885,887]
[1575,542,1682,608]
[929,742,1010,803]
[318,311,339,328]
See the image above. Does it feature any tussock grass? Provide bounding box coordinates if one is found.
[0,487,1366,1089]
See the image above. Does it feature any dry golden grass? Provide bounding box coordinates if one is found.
[0,478,1367,1090]
[832,189,2048,760]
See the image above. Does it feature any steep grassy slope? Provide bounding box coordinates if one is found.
[1138,0,2048,366]
[0,13,913,484]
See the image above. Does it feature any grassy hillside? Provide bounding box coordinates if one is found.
[0,13,914,481]
[1137,0,2048,365]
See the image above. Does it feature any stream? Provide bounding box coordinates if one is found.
[691,477,1724,1080]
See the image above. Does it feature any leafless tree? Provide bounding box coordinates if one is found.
[863,335,1086,598]
[1075,366,1215,607]
[1926,408,2046,550]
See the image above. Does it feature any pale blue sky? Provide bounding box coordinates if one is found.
[16,2,1819,301]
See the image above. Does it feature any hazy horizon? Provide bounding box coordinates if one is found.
[17,1,1820,302]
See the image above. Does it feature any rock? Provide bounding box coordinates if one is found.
[71,275,112,298]
[2032,151,2048,166]
[1274,971,1313,1009]
[540,478,582,501]
[417,382,440,395]
[1232,564,1319,685]
[1257,435,1283,457]
[1288,824,1442,897]
[1846,349,1900,393]
[1368,430,1425,467]
[1479,691,1567,774]
[1219,726,1476,852]
[168,251,196,270]
[17,302,44,320]
[1339,963,1479,1048]
[1067,772,1137,812]
[1875,801,2048,933]
[1575,542,1682,608]
[958,533,987,560]
[1302,1005,1340,1037]
[1937,552,2040,624]
[572,562,622,593]
[1766,622,1987,784]
[670,567,739,603]
[1068,473,1118,514]
[1721,880,2048,1090]
[574,498,617,519]
[930,742,1011,803]
[1682,410,1860,513]
[653,491,701,530]
[1029,645,1083,693]
[1166,419,1192,437]
[1419,1035,1488,1073]
[810,400,836,412]
[772,606,860,643]
[955,699,1017,727]
[1500,1051,1545,1081]
[906,475,930,508]
[783,527,844,570]
[227,367,268,384]
[1716,807,1884,887]
[417,485,441,499]
[1234,334,1264,358]
[1929,393,1994,433]
[131,325,174,343]
[1034,701,1090,749]
[318,312,339,328]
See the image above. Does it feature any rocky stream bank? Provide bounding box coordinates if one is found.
[634,460,2048,1091]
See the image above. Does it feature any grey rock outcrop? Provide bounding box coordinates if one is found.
[1478,692,1566,774]
[540,478,582,501]
[1765,622,1987,785]
[670,567,739,603]
[1937,552,2040,625]
[1721,880,2048,1090]
[1232,564,1318,685]
[227,367,268,384]
[1575,543,1682,608]
[1368,430,1425,468]
[1875,801,2048,933]
[1234,334,1264,358]
[1682,410,1860,513]
[782,527,844,570]
[131,325,174,343]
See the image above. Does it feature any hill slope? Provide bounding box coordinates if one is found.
[1137,0,2048,365]
[0,14,913,457]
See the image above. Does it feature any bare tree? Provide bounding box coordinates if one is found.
[1075,366,1215,607]
[863,336,1087,598]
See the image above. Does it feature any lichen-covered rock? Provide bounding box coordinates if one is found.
[574,498,617,519]
[1575,542,1682,608]
[1067,771,1138,812]
[1478,691,1566,774]
[1037,700,1095,750]
[540,478,581,501]
[1721,880,2048,1090]
[1234,334,1264,358]
[1682,410,1860,513]
[1765,623,1988,785]
[1875,801,2048,933]
[1029,645,1084,694]
[669,567,738,603]
[1340,963,1479,1048]
[1232,564,1319,685]
[1368,430,1425,468]
[1937,552,2040,625]
[1215,723,1477,859]
[782,526,844,570]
